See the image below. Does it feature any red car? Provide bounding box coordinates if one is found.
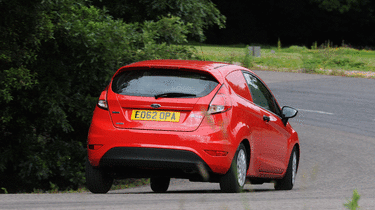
[86,60,299,193]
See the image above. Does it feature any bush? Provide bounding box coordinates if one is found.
[1,0,199,193]
[283,45,309,53]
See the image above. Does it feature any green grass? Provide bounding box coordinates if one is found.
[194,44,246,63]
[192,43,375,76]
[344,189,361,210]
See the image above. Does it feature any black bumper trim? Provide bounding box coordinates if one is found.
[99,147,219,181]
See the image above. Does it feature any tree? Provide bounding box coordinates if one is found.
[308,0,375,45]
[309,0,370,13]
[207,0,375,46]
[1,0,199,192]
[91,0,226,41]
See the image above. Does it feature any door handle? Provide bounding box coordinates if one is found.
[263,115,270,122]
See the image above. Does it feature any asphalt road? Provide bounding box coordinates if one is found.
[1,71,375,210]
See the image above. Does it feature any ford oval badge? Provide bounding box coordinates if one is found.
[151,104,161,109]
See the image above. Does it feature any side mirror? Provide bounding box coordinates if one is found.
[281,106,298,126]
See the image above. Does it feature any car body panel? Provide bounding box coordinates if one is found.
[87,59,299,183]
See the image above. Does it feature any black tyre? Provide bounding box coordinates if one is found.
[86,159,113,193]
[150,177,170,193]
[274,147,298,190]
[220,143,248,193]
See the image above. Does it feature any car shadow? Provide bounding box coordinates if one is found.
[111,188,275,194]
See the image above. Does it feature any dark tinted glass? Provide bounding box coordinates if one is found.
[243,72,280,115]
[112,69,219,97]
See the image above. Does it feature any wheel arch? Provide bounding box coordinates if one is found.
[293,143,300,171]
[240,139,251,171]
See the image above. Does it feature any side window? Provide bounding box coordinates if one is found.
[243,72,280,115]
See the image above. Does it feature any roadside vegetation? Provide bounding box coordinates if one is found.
[344,189,361,210]
[192,43,375,79]
[0,0,208,194]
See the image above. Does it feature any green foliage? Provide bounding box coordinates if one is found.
[143,15,193,44]
[256,57,289,70]
[335,47,360,56]
[1,187,8,194]
[91,0,226,41]
[0,67,38,106]
[311,42,318,50]
[312,47,367,70]
[283,46,309,53]
[296,44,369,73]
[327,57,366,68]
[301,53,319,73]
[224,53,237,64]
[196,44,374,74]
[48,182,59,193]
[136,44,199,61]
[310,0,367,13]
[1,0,199,193]
[344,189,360,210]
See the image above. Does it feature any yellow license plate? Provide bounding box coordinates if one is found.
[131,110,180,122]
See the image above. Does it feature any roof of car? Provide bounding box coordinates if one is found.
[120,59,228,71]
[115,59,253,84]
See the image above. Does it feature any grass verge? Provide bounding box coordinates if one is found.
[192,43,375,79]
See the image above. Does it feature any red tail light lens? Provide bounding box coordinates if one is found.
[204,150,228,156]
[97,89,108,110]
[207,85,232,114]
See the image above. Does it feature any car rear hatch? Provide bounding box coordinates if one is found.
[106,67,220,131]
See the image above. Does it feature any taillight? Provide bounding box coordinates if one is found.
[97,89,108,110]
[207,84,232,114]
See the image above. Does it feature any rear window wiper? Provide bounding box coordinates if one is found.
[154,92,197,99]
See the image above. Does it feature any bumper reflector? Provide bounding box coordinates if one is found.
[88,144,103,150]
[204,150,228,156]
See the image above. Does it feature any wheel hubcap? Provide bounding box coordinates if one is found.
[237,149,247,187]
[291,151,297,185]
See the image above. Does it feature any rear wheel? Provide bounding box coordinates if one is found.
[86,160,113,193]
[220,143,247,193]
[150,177,170,193]
[274,147,298,190]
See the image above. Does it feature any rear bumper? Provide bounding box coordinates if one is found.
[101,147,204,168]
[99,147,219,181]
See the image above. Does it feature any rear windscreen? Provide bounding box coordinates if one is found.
[112,69,219,97]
